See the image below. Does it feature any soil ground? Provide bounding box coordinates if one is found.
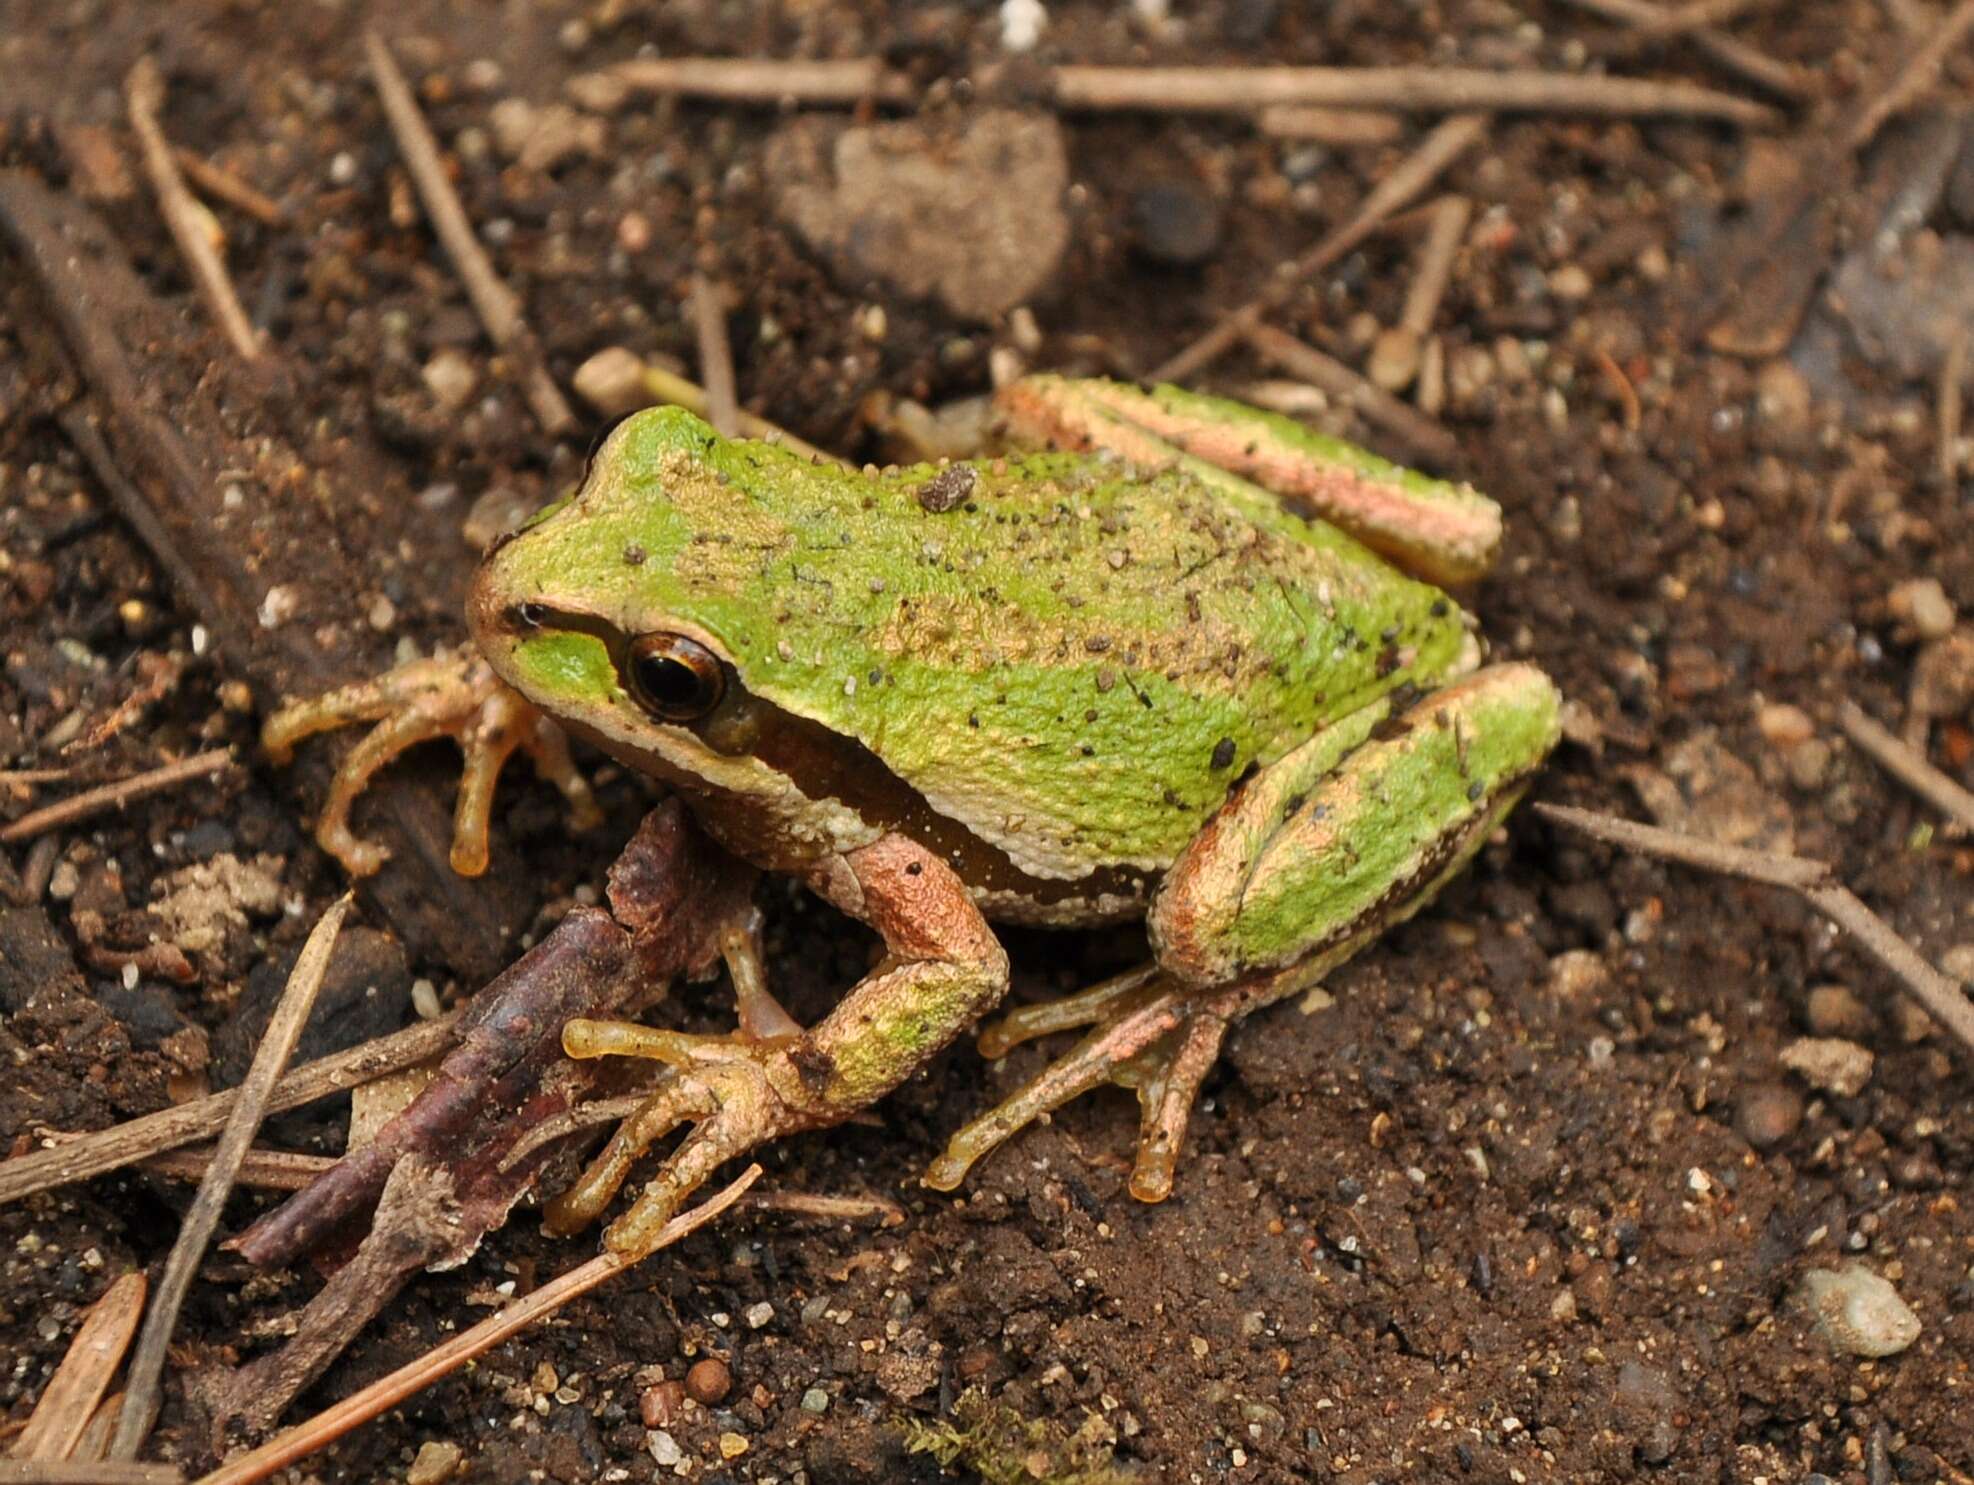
[4,3,1974,1483]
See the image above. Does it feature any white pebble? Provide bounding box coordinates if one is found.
[1798,1264,1921,1357]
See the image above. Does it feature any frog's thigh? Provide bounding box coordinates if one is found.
[1148,663,1561,989]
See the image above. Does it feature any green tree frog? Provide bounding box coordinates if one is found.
[265,376,1561,1261]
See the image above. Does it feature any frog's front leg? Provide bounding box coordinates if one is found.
[547,833,1008,1260]
[929,663,1561,1202]
[263,648,602,876]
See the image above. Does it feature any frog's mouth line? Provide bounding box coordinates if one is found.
[491,601,1155,916]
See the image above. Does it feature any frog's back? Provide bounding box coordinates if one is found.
[585,408,1475,886]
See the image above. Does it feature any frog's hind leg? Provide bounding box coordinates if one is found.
[262,649,601,876]
[930,664,1561,1201]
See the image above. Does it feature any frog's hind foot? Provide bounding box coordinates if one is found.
[926,967,1242,1203]
[262,648,601,877]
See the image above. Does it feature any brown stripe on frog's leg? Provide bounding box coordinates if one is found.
[997,375,1502,587]
[548,831,1009,1260]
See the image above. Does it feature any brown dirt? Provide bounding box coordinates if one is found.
[4,3,1974,1483]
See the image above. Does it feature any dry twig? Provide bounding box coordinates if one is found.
[363,31,576,437]
[1243,323,1463,468]
[10,1272,146,1463]
[125,58,263,362]
[1048,64,1777,123]
[109,896,352,1460]
[1399,195,1472,338]
[1256,106,1405,145]
[0,1012,458,1208]
[140,1147,336,1193]
[1155,114,1490,383]
[191,1167,761,1485]
[689,275,740,436]
[169,149,285,226]
[1838,701,1974,837]
[1555,0,1808,98]
[605,55,913,105]
[1842,0,1974,152]
[0,1465,182,1484]
[0,750,233,846]
[1535,803,1974,1054]
[570,347,840,463]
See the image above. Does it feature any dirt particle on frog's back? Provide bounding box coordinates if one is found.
[917,465,977,513]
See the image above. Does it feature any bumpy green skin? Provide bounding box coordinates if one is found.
[488,405,1473,879]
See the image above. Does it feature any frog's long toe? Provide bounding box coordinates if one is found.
[262,650,599,877]
[547,1019,801,1260]
[927,976,1235,1202]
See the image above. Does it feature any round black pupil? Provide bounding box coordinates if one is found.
[638,654,704,711]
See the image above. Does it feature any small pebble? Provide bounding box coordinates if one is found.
[1756,702,1815,749]
[1797,1264,1922,1357]
[1785,737,1832,791]
[719,1432,750,1460]
[1780,1037,1874,1097]
[571,347,650,417]
[1735,1081,1804,1149]
[406,1440,462,1485]
[800,1386,830,1414]
[639,1380,685,1428]
[744,1301,775,1329]
[1548,263,1592,300]
[1941,943,1974,984]
[1129,181,1223,267]
[685,1356,731,1405]
[1754,359,1813,442]
[1889,577,1956,640]
[422,349,478,411]
[1366,326,1422,392]
[647,1430,682,1467]
[1805,984,1873,1040]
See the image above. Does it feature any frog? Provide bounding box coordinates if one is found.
[264,374,1561,1262]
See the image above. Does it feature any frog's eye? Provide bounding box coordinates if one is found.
[625,633,726,721]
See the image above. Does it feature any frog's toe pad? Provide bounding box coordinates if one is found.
[927,977,1229,1203]
[263,650,598,877]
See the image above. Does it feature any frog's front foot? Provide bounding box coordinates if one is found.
[262,648,602,876]
[545,1020,818,1257]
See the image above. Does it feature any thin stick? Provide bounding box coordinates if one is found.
[1838,701,1974,837]
[11,1272,146,1461]
[110,896,353,1460]
[1940,328,1966,484]
[191,1166,760,1485]
[603,56,1775,124]
[0,750,233,845]
[1399,195,1472,336]
[1048,65,1778,125]
[0,1465,182,1484]
[0,1012,459,1208]
[1243,323,1462,467]
[1535,803,1974,1054]
[170,149,286,227]
[1555,0,1809,98]
[1625,0,1767,37]
[140,1146,336,1193]
[1256,106,1405,145]
[740,1190,906,1226]
[1842,0,1974,153]
[605,56,914,105]
[125,58,263,363]
[363,31,576,437]
[1154,113,1490,383]
[689,275,740,437]
[571,348,841,464]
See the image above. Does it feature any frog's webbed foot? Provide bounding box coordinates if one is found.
[262,648,602,876]
[926,967,1257,1203]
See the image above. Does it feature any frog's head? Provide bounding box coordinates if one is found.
[467,406,885,866]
